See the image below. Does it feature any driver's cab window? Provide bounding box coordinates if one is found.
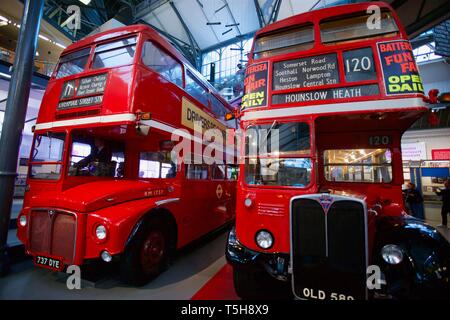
[139,151,176,179]
[68,135,125,177]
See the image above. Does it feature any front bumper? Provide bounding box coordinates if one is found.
[226,227,290,281]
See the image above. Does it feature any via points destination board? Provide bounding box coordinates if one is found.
[273,54,339,91]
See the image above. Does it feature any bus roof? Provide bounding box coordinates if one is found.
[254,2,404,39]
[61,24,233,111]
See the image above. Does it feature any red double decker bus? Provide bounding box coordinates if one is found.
[16,24,238,285]
[226,2,450,299]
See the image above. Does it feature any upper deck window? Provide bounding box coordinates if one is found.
[253,24,314,59]
[56,47,91,79]
[185,70,209,107]
[92,36,137,70]
[320,11,399,45]
[141,41,183,88]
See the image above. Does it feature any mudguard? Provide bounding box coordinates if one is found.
[374,216,450,298]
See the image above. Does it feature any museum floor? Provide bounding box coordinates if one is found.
[1,201,449,300]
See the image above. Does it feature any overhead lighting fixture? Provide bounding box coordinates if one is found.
[222,28,233,35]
[207,22,221,25]
[78,0,91,4]
[38,34,50,41]
[0,15,9,22]
[55,42,66,49]
[0,72,11,79]
[225,23,240,27]
[215,4,227,13]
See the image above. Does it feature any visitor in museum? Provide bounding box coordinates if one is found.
[405,182,424,219]
[436,179,450,228]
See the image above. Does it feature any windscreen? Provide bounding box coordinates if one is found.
[56,47,91,79]
[29,132,66,180]
[92,36,137,70]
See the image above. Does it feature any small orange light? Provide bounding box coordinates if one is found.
[140,112,151,120]
[225,112,235,121]
[438,92,450,103]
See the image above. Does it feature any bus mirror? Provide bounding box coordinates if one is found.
[225,112,235,121]
[136,124,150,136]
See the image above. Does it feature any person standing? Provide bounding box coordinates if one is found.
[405,182,424,219]
[435,179,450,228]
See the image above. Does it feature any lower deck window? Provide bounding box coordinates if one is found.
[323,149,392,183]
[245,158,312,187]
[139,152,176,178]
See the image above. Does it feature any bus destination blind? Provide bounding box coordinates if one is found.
[273,54,339,91]
[58,73,107,110]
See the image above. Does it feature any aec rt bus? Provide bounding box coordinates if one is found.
[226,2,450,299]
[17,25,237,286]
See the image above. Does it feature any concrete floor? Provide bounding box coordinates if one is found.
[0,231,229,300]
[2,200,449,300]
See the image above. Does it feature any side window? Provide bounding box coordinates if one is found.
[142,41,183,88]
[185,70,209,107]
[209,94,229,119]
[139,151,176,179]
[211,164,226,180]
[185,164,208,180]
[227,165,239,180]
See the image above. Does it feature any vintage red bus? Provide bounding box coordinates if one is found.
[226,2,450,299]
[16,24,238,285]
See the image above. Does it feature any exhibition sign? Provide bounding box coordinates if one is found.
[401,142,427,161]
[377,40,424,95]
[432,148,450,160]
[242,62,268,109]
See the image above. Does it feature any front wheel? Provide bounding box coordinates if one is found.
[233,267,292,300]
[120,219,169,286]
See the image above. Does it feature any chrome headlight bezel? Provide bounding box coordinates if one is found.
[19,215,27,227]
[255,230,274,250]
[381,244,404,265]
[95,224,107,240]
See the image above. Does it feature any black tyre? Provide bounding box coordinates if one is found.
[233,267,292,300]
[120,218,170,286]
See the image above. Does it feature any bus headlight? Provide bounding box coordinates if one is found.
[19,215,27,227]
[95,225,107,240]
[256,230,273,249]
[381,244,403,265]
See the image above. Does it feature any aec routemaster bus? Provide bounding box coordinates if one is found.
[16,24,237,286]
[226,2,450,299]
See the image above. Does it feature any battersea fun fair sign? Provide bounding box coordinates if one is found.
[377,40,424,95]
[242,62,268,109]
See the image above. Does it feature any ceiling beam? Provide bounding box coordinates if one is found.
[253,0,265,27]
[406,1,450,38]
[222,0,242,35]
[268,0,282,24]
[169,0,201,67]
[137,19,199,68]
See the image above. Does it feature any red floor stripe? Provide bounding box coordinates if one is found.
[191,263,240,300]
